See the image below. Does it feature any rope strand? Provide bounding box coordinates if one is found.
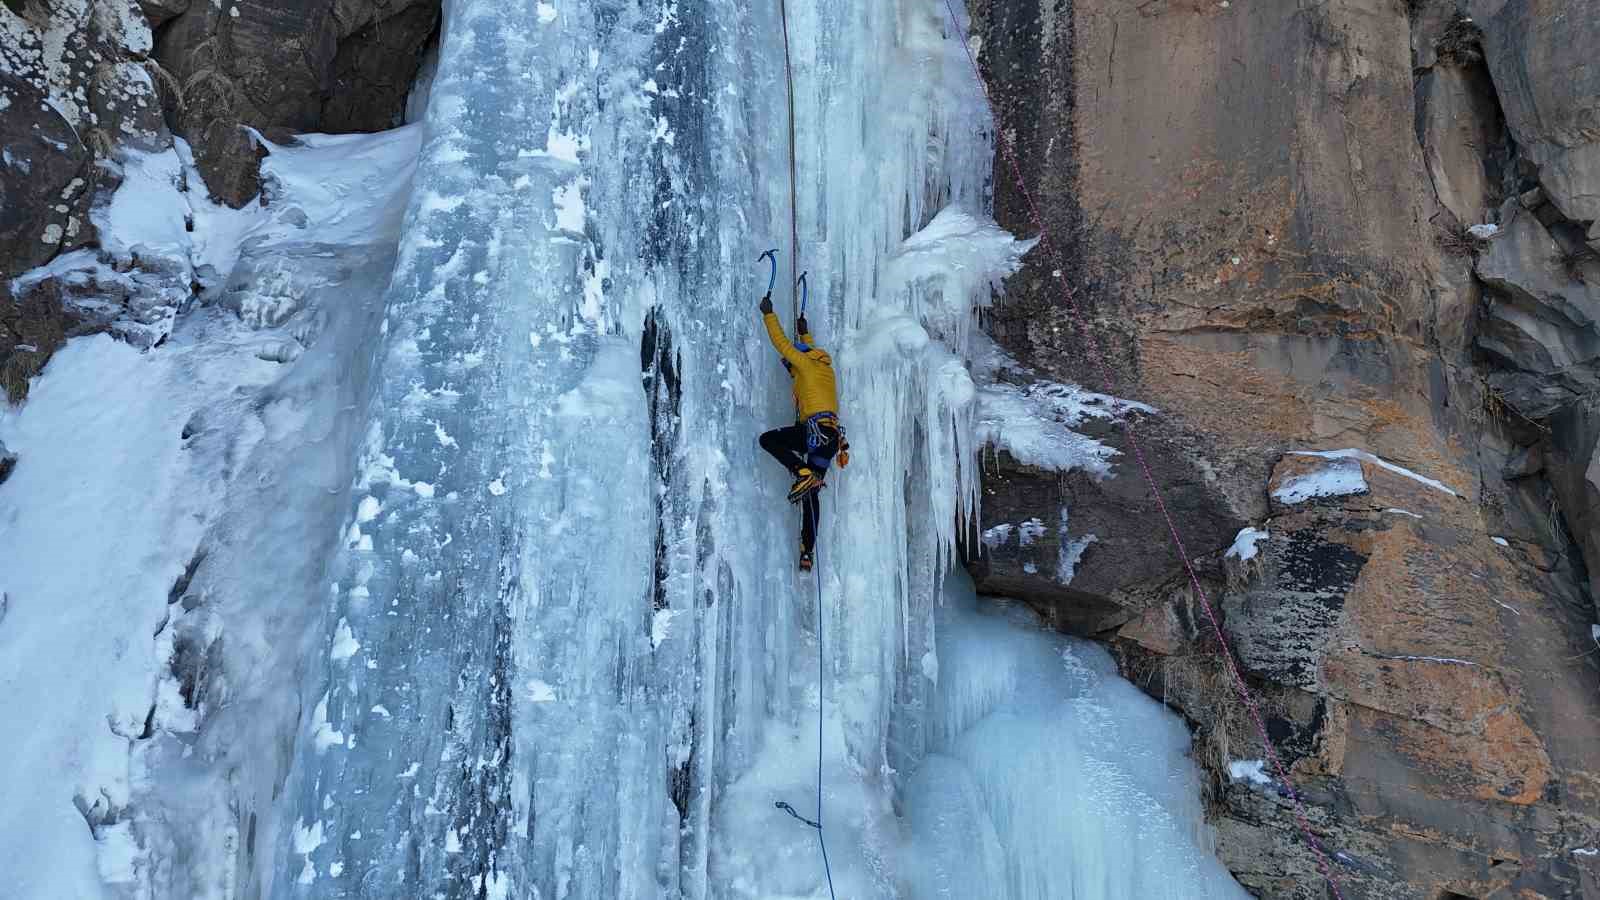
[778,0,802,320]
[775,8,834,894]
[813,508,837,900]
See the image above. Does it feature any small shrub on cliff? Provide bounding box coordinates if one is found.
[1435,221,1488,257]
[1436,15,1485,65]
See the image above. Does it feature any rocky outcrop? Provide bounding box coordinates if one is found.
[152,0,439,205]
[967,0,1600,895]
[972,403,1243,636]
[0,0,438,402]
[1473,0,1600,247]
[1,0,164,400]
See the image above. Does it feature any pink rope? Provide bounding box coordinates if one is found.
[940,2,1347,895]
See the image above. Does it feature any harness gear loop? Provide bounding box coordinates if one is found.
[804,412,845,472]
[804,412,848,469]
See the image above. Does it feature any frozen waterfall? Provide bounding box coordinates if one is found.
[0,0,1248,898]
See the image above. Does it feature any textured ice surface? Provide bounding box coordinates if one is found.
[904,574,1248,900]
[2,0,1248,897]
[0,116,420,899]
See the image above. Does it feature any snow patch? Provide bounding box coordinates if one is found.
[1227,760,1274,787]
[330,618,361,662]
[1289,448,1460,498]
[1272,456,1368,504]
[1225,526,1269,561]
[975,377,1150,477]
[311,694,346,751]
[651,608,682,649]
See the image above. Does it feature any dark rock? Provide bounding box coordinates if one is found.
[1472,0,1600,248]
[970,0,1600,894]
[1541,145,1600,245]
[137,0,191,29]
[154,0,439,205]
[0,72,92,274]
[1471,0,1600,164]
[1,275,75,404]
[1475,205,1600,417]
[0,439,15,485]
[320,2,440,133]
[1415,63,1511,228]
[1503,443,1544,479]
[1546,401,1600,598]
[1477,207,1600,330]
[970,423,1241,637]
[89,60,171,153]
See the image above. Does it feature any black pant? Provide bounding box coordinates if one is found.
[760,422,839,555]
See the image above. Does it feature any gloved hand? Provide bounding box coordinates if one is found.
[759,294,773,315]
[796,315,809,335]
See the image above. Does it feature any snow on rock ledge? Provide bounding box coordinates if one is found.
[971,334,1152,478]
[1225,526,1268,561]
[1269,455,1369,506]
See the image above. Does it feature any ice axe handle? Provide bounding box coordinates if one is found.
[759,248,779,295]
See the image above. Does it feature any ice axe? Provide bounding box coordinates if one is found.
[796,270,809,320]
[758,248,780,295]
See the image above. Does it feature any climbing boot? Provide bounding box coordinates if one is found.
[788,468,824,504]
[799,549,814,572]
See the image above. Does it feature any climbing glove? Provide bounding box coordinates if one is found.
[759,294,774,315]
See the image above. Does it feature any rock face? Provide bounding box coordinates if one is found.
[967,0,1600,896]
[1,0,165,400]
[153,0,439,205]
[0,0,439,402]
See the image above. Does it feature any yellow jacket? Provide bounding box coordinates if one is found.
[763,311,838,419]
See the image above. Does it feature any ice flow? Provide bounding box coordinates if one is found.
[272,0,1247,896]
[0,0,1249,897]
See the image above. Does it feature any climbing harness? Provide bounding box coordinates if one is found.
[937,2,1347,896]
[774,502,839,900]
[804,412,847,471]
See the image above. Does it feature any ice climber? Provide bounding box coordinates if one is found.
[758,290,848,572]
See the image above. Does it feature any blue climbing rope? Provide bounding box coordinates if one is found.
[768,0,834,890]
[775,501,837,900]
[811,510,836,900]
